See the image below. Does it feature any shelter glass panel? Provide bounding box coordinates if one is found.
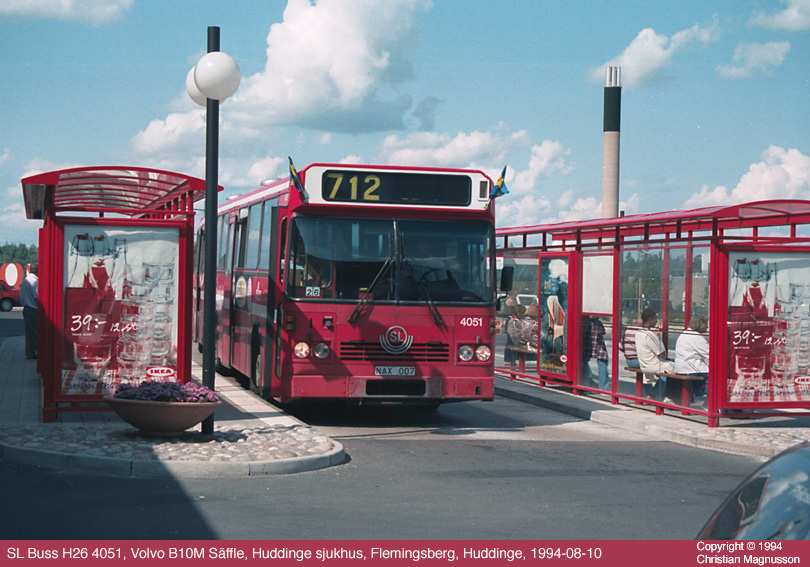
[727,249,810,406]
[498,250,540,370]
[62,225,180,397]
[539,254,570,377]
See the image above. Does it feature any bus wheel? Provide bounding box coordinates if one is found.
[250,349,262,394]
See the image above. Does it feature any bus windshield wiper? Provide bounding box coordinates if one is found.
[401,258,444,327]
[348,256,393,323]
[415,277,444,327]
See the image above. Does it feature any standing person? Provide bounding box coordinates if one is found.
[20,264,38,359]
[583,316,610,390]
[634,308,674,401]
[675,316,710,398]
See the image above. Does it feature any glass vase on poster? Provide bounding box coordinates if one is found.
[62,225,180,396]
[727,251,810,405]
[538,255,569,376]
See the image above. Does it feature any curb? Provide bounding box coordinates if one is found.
[0,437,346,478]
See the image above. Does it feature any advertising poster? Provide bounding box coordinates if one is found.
[538,256,569,376]
[727,250,810,404]
[62,225,180,396]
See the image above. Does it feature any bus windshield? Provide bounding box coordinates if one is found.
[288,216,493,304]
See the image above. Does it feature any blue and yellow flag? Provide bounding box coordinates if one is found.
[490,165,509,199]
[289,157,309,202]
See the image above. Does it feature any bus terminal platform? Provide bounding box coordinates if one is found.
[2,333,810,478]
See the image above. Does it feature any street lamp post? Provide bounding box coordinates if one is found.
[186,26,240,434]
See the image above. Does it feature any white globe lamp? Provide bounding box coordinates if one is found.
[193,51,241,101]
[185,67,207,107]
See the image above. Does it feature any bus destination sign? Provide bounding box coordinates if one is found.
[321,170,471,206]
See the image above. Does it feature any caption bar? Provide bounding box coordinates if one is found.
[5,540,809,566]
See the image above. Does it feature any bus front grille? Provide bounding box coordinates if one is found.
[339,341,450,362]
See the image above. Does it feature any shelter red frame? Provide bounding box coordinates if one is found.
[496,200,810,427]
[21,166,219,422]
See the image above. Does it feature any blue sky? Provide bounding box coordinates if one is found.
[1,0,809,245]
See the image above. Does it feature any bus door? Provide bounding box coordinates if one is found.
[217,214,236,367]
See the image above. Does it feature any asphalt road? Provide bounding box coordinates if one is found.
[1,394,760,540]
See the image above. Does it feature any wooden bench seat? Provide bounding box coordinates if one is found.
[624,366,706,414]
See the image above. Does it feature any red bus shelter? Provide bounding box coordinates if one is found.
[21,166,219,422]
[496,200,810,427]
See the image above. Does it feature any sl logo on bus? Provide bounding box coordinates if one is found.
[380,326,413,355]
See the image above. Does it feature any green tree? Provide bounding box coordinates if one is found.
[0,243,38,265]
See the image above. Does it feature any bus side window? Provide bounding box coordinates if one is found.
[245,203,262,270]
[217,215,228,269]
[235,213,248,270]
[278,218,287,285]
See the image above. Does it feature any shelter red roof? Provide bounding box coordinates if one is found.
[496,200,810,242]
[21,166,218,219]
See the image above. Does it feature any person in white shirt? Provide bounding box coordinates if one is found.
[20,264,38,359]
[634,308,675,401]
[675,316,709,397]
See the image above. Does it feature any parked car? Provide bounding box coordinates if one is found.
[0,281,20,311]
[517,294,538,307]
[696,441,810,540]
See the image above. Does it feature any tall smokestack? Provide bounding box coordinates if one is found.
[601,66,621,218]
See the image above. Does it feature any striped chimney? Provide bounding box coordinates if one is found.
[601,66,621,218]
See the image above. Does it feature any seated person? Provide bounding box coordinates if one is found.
[621,324,642,368]
[674,316,709,398]
[506,303,538,353]
[634,308,675,401]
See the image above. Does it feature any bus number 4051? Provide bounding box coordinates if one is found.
[459,317,483,327]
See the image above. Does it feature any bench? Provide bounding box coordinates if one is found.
[506,345,536,372]
[624,367,706,415]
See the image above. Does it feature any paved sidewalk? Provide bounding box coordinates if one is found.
[495,375,810,461]
[0,335,345,478]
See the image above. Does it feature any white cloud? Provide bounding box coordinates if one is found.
[588,21,720,90]
[0,0,132,24]
[130,110,205,155]
[683,146,810,208]
[378,128,531,167]
[717,42,790,80]
[232,0,431,132]
[0,149,9,168]
[128,0,434,194]
[245,156,286,187]
[750,0,810,31]
[513,141,575,193]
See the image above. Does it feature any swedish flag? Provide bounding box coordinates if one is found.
[289,157,309,202]
[490,165,509,199]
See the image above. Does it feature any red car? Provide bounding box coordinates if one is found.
[0,281,20,311]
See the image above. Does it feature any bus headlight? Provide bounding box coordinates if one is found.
[475,345,491,362]
[293,342,310,358]
[313,342,330,359]
[458,345,474,362]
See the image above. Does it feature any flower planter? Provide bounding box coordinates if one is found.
[103,396,222,436]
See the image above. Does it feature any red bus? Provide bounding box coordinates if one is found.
[193,163,498,406]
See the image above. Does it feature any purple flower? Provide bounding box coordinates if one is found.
[113,380,220,403]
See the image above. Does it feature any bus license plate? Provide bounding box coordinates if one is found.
[374,366,416,377]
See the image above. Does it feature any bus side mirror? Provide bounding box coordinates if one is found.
[500,266,514,292]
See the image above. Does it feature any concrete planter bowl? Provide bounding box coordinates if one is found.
[103,396,222,437]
